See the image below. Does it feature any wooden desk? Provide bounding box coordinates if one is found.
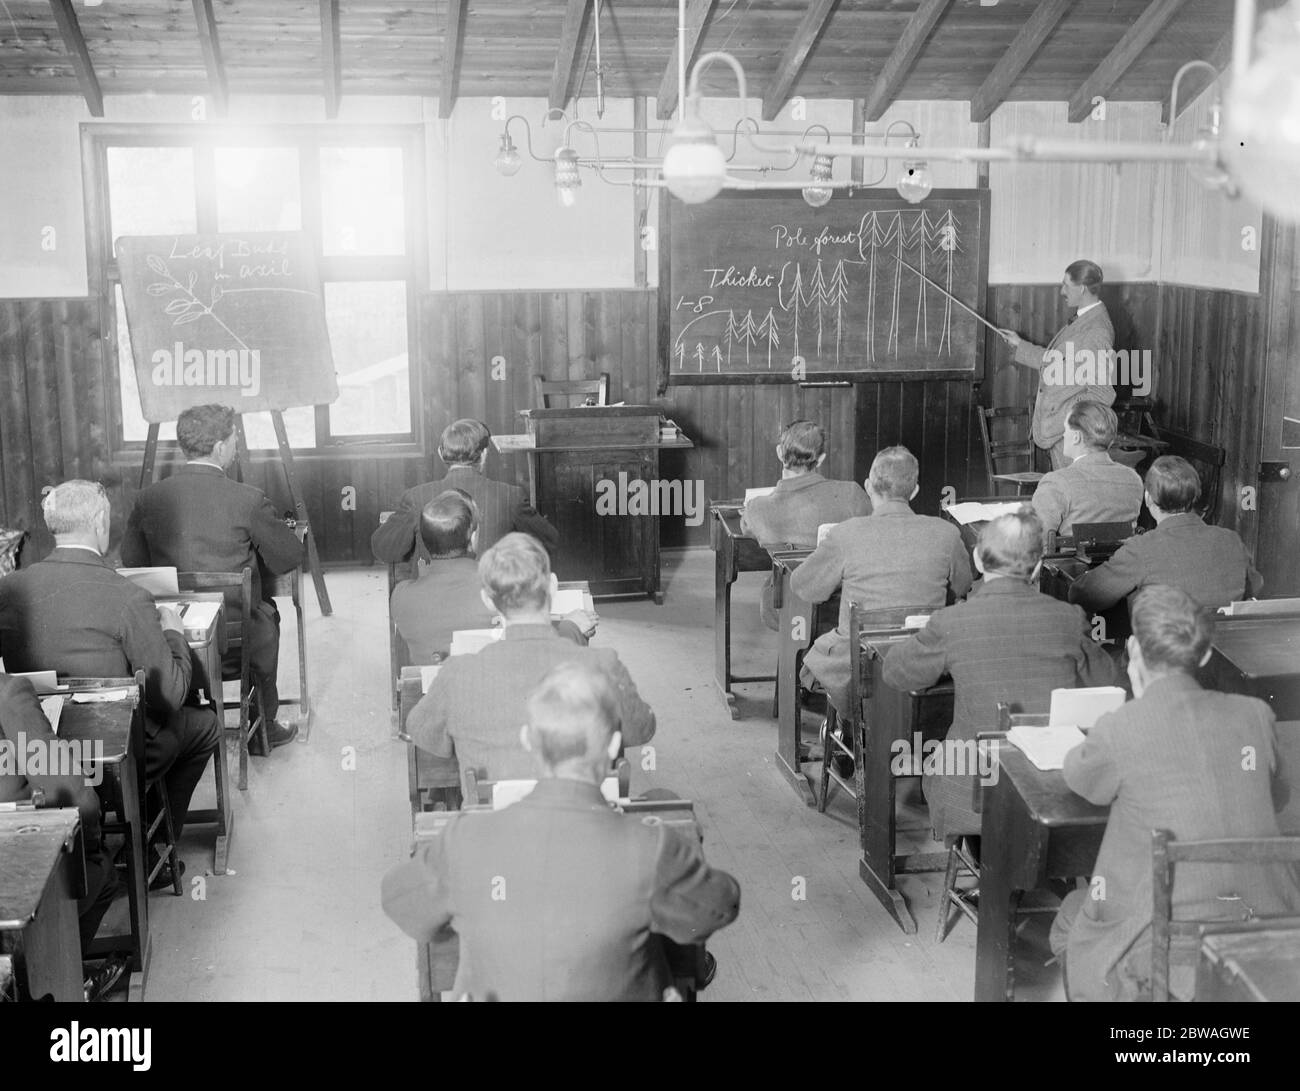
[157,592,233,875]
[772,550,820,805]
[266,520,312,735]
[975,743,1107,1002]
[59,694,151,1001]
[398,667,462,818]
[709,504,774,718]
[0,807,84,1001]
[1196,927,1300,1001]
[411,798,702,1001]
[852,632,954,933]
[1205,616,1300,720]
[494,409,694,603]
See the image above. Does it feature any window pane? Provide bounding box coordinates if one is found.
[239,409,316,452]
[116,286,176,443]
[320,146,405,255]
[107,147,197,248]
[215,147,302,232]
[324,281,410,436]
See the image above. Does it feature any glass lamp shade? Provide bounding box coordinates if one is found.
[802,154,834,208]
[494,134,522,177]
[897,160,933,204]
[1223,0,1300,222]
[554,146,581,206]
[662,111,726,204]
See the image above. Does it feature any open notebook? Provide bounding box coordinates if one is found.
[1007,686,1127,770]
[942,501,1026,526]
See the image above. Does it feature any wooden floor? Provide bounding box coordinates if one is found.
[146,548,1066,1002]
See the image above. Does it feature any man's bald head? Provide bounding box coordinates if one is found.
[976,508,1043,579]
[523,661,623,778]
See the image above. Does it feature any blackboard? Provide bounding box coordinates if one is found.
[659,188,990,386]
[116,232,338,422]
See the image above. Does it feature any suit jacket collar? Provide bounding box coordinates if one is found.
[43,547,112,570]
[870,499,913,517]
[443,465,484,482]
[522,777,610,810]
[502,622,558,641]
[1073,451,1115,468]
[774,471,826,494]
[178,462,227,478]
[972,576,1037,598]
[1154,512,1204,532]
[1139,672,1202,700]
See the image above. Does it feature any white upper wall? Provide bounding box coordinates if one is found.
[0,90,1262,299]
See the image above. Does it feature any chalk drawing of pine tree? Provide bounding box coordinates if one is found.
[807,260,830,358]
[756,309,780,369]
[723,310,743,368]
[826,261,850,362]
[777,264,805,357]
[737,311,761,366]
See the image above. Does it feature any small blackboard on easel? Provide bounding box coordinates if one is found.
[116,230,337,616]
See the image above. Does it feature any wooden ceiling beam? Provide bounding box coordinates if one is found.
[861,0,953,122]
[969,0,1074,123]
[46,0,103,117]
[439,0,468,119]
[656,0,715,121]
[320,0,342,119]
[549,0,591,110]
[191,0,229,117]
[761,0,837,122]
[1067,0,1189,123]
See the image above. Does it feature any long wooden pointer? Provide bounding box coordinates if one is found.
[896,257,1005,336]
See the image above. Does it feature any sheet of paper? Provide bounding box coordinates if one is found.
[902,614,932,630]
[419,665,441,693]
[69,687,137,704]
[179,601,221,634]
[117,566,180,596]
[12,670,60,695]
[942,501,1027,526]
[40,695,65,734]
[1007,724,1086,770]
[816,522,836,545]
[744,486,775,504]
[449,629,503,656]
[1050,686,1126,729]
[550,588,587,615]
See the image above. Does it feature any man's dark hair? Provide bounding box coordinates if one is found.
[177,404,237,459]
[438,419,491,466]
[1065,259,1104,292]
[1066,400,1118,450]
[776,420,826,471]
[1131,584,1212,673]
[1145,455,1201,514]
[419,490,478,556]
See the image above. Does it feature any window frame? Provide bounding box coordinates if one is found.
[81,122,428,458]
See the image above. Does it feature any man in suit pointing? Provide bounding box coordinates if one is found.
[1000,259,1116,470]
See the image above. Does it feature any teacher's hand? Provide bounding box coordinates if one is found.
[998,328,1021,348]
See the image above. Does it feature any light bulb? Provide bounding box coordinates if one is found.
[661,100,726,204]
[494,133,522,176]
[897,160,933,204]
[554,146,581,207]
[802,154,834,208]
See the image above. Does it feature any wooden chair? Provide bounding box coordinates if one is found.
[534,372,610,409]
[935,705,1055,943]
[1150,829,1300,1001]
[397,665,462,817]
[387,561,415,711]
[819,602,937,813]
[978,406,1044,496]
[177,569,265,791]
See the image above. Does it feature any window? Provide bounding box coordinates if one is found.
[85,125,425,452]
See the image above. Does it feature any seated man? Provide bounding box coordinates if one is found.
[1051,585,1300,1002]
[1069,455,1263,613]
[0,481,221,889]
[883,510,1117,840]
[741,419,870,629]
[407,533,654,795]
[0,673,124,1000]
[791,446,971,714]
[1031,400,1143,539]
[372,418,558,566]
[391,491,592,663]
[121,404,303,751]
[383,661,740,1001]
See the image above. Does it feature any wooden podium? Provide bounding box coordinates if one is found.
[493,406,692,603]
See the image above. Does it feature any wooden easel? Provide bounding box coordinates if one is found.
[138,410,333,618]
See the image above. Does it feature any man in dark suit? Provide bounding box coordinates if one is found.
[792,446,971,714]
[121,404,303,750]
[383,660,740,1001]
[1030,400,1143,537]
[371,419,558,566]
[1051,585,1300,1001]
[741,419,870,629]
[883,509,1117,840]
[1000,259,1116,470]
[408,533,654,797]
[0,481,221,888]
[1070,455,1263,613]
[0,672,125,999]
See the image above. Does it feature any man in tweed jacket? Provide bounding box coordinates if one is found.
[1000,260,1116,470]
[1031,400,1143,538]
[883,509,1117,840]
[1051,585,1300,1001]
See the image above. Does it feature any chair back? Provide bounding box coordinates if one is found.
[388,561,415,708]
[1150,829,1300,1001]
[534,373,610,409]
[178,569,253,693]
[398,664,461,815]
[1150,425,1226,524]
[59,670,147,788]
[979,406,1043,495]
